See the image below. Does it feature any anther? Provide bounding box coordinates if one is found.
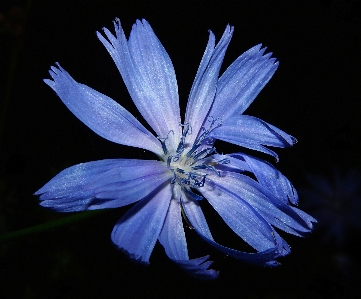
[157,130,174,155]
[183,187,203,201]
[176,123,192,154]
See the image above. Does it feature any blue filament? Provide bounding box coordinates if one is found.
[157,130,174,155]
[166,117,225,190]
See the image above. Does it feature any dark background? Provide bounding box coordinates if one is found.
[1,0,361,298]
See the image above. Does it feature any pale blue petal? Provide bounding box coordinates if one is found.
[230,153,299,205]
[128,20,181,144]
[206,154,251,173]
[209,45,278,119]
[39,196,93,212]
[293,207,317,229]
[158,193,188,261]
[90,171,171,210]
[184,25,233,145]
[44,64,163,156]
[174,256,219,280]
[35,159,169,212]
[210,172,313,236]
[180,192,280,266]
[210,115,297,160]
[36,159,128,197]
[97,19,181,147]
[201,179,282,252]
[111,183,172,263]
[158,194,218,279]
[272,230,291,257]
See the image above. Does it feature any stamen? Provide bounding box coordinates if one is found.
[192,164,220,176]
[186,116,222,158]
[166,116,224,192]
[167,155,173,167]
[157,130,174,155]
[183,187,203,201]
[192,147,216,162]
[176,123,192,154]
[218,158,230,165]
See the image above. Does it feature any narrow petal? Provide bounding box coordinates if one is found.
[111,183,172,263]
[201,179,282,253]
[174,256,219,280]
[158,198,188,261]
[90,171,171,210]
[230,153,299,205]
[180,191,280,266]
[35,159,169,212]
[209,45,279,119]
[206,154,251,173]
[293,207,317,229]
[158,190,218,279]
[97,19,181,147]
[209,172,313,236]
[128,20,181,143]
[44,64,162,156]
[184,25,233,145]
[210,115,297,160]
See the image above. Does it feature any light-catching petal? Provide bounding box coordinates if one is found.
[210,172,314,236]
[111,183,171,263]
[210,115,297,160]
[184,25,233,145]
[44,64,163,156]
[97,19,181,147]
[180,191,280,266]
[158,190,218,279]
[229,153,299,205]
[35,159,170,212]
[201,178,286,253]
[209,44,278,119]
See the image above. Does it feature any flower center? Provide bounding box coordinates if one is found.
[159,118,229,198]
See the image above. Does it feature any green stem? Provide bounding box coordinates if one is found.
[0,209,106,243]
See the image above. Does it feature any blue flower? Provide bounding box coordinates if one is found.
[35,19,316,279]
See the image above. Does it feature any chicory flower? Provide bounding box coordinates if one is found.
[35,19,316,279]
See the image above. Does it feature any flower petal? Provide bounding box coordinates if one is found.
[44,64,163,156]
[35,159,169,212]
[158,188,218,279]
[97,19,181,147]
[230,153,299,205]
[90,171,171,210]
[206,154,251,173]
[292,207,317,229]
[210,115,297,160]
[184,25,233,145]
[209,44,278,119]
[201,178,284,253]
[174,256,219,280]
[210,172,313,236]
[111,183,171,263]
[180,191,280,266]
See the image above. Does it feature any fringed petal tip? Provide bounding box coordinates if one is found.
[174,256,219,280]
[47,62,63,75]
[116,247,150,266]
[38,196,94,212]
[265,260,281,267]
[210,116,297,162]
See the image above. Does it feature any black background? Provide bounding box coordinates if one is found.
[1,0,361,298]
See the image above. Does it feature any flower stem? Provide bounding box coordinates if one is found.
[0,210,105,243]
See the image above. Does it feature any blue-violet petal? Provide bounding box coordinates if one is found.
[44,64,163,155]
[111,183,172,263]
